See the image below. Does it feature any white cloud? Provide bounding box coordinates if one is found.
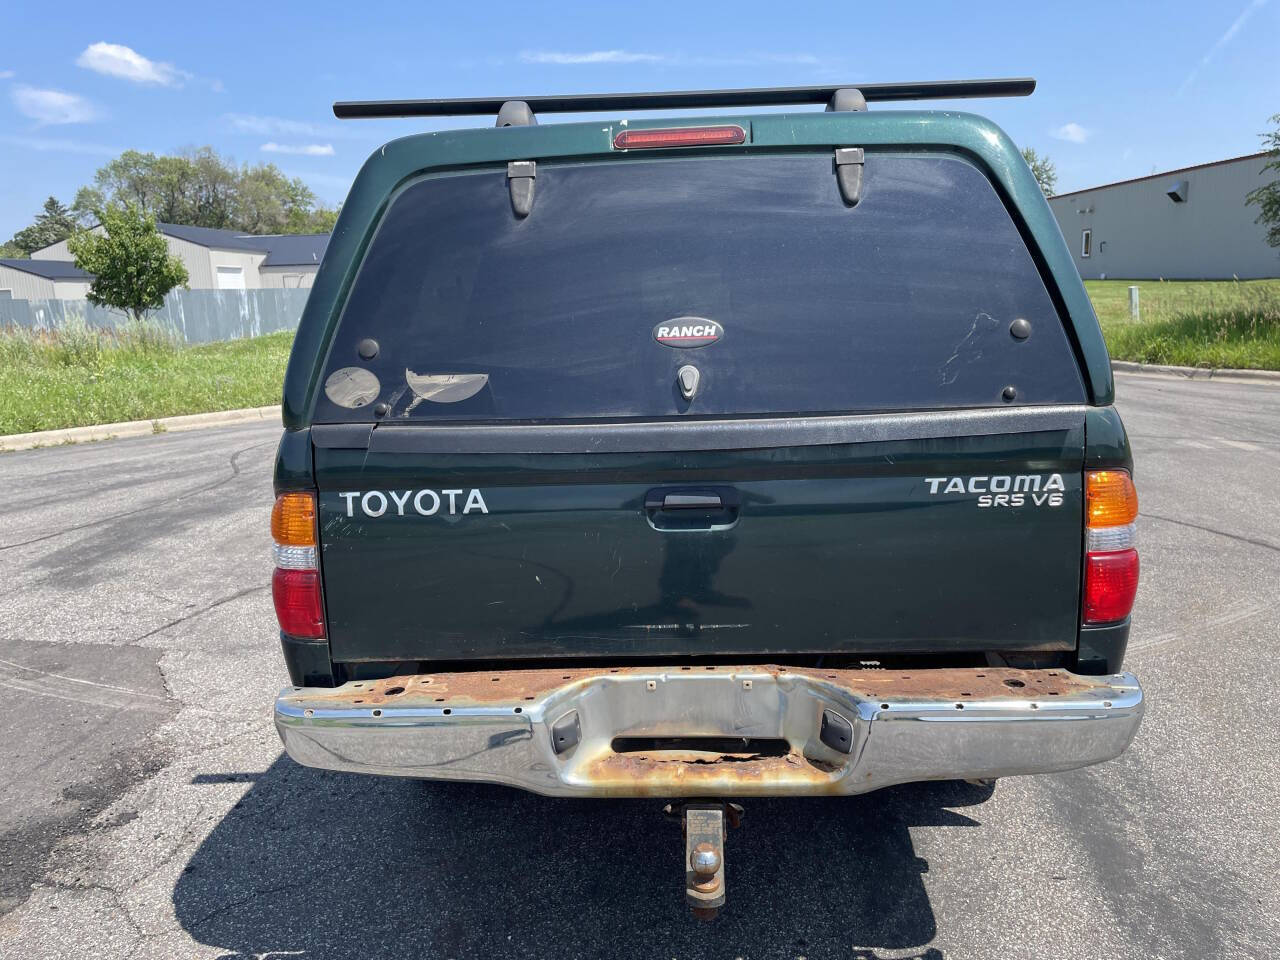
[1051,122,1092,144]
[520,50,663,64]
[12,85,101,125]
[0,70,14,80]
[225,112,356,139]
[0,134,120,156]
[261,142,335,156]
[227,113,317,135]
[75,42,190,87]
[1178,0,1269,95]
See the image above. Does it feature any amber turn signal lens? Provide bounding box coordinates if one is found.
[271,492,317,546]
[1086,470,1138,528]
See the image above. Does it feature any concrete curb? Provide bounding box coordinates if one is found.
[0,405,281,453]
[1112,360,1280,385]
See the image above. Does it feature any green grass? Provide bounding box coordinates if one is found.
[0,323,292,436]
[1087,279,1280,370]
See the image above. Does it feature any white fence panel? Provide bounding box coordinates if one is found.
[0,288,311,343]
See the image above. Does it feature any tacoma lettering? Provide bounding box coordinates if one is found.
[923,474,1066,508]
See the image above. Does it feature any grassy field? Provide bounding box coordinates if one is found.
[0,324,293,436]
[1087,279,1280,370]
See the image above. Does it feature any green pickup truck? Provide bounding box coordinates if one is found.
[269,79,1143,914]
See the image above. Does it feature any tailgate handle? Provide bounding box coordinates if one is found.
[656,493,722,511]
[644,488,740,531]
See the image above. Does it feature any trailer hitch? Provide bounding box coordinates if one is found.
[664,801,744,920]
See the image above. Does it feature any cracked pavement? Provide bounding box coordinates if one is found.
[0,372,1278,959]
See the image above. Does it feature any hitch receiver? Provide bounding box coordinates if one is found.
[667,802,743,920]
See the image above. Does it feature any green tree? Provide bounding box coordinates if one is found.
[1246,113,1280,250]
[67,205,189,323]
[71,185,106,227]
[233,163,324,234]
[287,203,340,234]
[5,196,79,255]
[74,147,338,234]
[1021,147,1058,196]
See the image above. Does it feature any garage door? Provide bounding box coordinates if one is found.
[216,266,245,291]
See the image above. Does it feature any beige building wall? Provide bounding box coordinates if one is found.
[258,265,318,289]
[52,280,93,299]
[29,231,323,294]
[31,232,268,290]
[0,265,57,299]
[1049,154,1279,280]
[30,235,85,260]
[205,248,267,289]
[165,236,216,288]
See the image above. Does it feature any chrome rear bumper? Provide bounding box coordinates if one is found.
[274,665,1143,797]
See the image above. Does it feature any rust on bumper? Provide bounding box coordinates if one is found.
[275,664,1143,797]
[290,665,1103,707]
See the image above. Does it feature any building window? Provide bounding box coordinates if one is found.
[1081,229,1092,258]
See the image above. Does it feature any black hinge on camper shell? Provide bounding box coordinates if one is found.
[495,100,538,217]
[827,88,866,207]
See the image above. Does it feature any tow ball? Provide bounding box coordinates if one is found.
[664,801,744,920]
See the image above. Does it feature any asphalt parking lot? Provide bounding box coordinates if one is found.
[1,371,1277,959]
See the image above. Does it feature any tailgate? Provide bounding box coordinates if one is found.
[316,415,1084,662]
[309,149,1089,664]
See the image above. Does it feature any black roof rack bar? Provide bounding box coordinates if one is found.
[333,78,1035,119]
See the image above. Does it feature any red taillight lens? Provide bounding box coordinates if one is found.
[1083,469,1139,626]
[272,568,325,638]
[1083,548,1140,625]
[612,125,746,150]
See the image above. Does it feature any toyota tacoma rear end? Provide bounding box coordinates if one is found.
[269,79,1143,915]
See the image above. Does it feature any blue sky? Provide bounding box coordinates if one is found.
[2,0,1277,238]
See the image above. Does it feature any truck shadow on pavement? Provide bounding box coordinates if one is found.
[174,755,980,959]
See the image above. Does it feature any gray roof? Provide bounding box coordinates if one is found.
[255,233,329,267]
[1049,151,1270,200]
[156,223,255,250]
[0,258,93,280]
[156,223,327,266]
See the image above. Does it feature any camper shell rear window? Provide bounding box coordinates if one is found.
[314,152,1085,423]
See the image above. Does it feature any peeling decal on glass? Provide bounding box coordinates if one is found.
[324,367,380,408]
[404,370,490,411]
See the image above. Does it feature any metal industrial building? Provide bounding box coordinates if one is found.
[1048,152,1277,280]
[0,258,93,301]
[13,223,328,296]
